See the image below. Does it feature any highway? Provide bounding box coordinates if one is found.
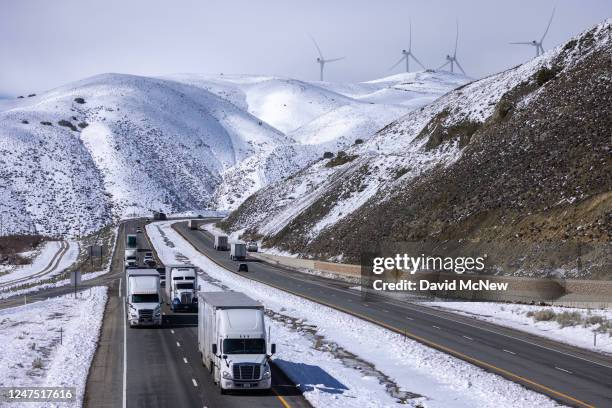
[173,221,612,408]
[87,218,310,408]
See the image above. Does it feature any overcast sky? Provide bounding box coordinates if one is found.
[1,0,610,96]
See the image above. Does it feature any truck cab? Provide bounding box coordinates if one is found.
[165,265,198,312]
[198,292,275,393]
[126,269,162,327]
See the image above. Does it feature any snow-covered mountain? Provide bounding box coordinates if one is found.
[0,70,466,235]
[220,19,612,277]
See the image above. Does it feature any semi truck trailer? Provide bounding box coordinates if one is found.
[164,264,198,311]
[214,235,228,251]
[188,219,202,230]
[126,269,162,327]
[198,292,275,393]
[230,243,247,261]
[126,234,138,249]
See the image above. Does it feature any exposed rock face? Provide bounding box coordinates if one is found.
[221,19,612,278]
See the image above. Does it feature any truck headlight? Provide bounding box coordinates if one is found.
[263,364,271,379]
[154,306,161,316]
[222,370,233,379]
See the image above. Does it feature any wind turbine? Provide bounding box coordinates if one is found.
[437,21,466,75]
[310,37,344,81]
[389,20,426,72]
[510,8,555,57]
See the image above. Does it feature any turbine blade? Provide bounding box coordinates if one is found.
[454,59,466,75]
[309,35,324,59]
[410,53,427,70]
[326,57,345,63]
[389,55,407,71]
[454,20,459,58]
[437,61,450,70]
[509,42,535,45]
[409,18,412,51]
[540,7,555,43]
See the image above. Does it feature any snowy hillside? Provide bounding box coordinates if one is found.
[220,19,612,276]
[0,69,466,236]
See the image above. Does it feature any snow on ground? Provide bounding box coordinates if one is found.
[147,221,563,408]
[0,226,117,301]
[0,287,108,408]
[0,241,78,285]
[428,301,612,355]
[0,271,108,301]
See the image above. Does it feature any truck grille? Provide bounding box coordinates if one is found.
[180,293,192,304]
[138,309,153,320]
[233,364,261,380]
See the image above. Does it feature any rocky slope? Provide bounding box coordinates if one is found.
[220,19,612,278]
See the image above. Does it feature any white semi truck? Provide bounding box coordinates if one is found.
[198,292,275,394]
[126,269,162,327]
[230,243,247,261]
[164,265,198,312]
[188,219,202,230]
[214,235,228,251]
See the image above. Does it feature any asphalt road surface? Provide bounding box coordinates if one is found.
[87,219,309,408]
[173,221,612,408]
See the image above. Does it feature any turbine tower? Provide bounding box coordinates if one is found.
[311,37,344,81]
[510,8,555,57]
[389,20,426,72]
[437,21,466,75]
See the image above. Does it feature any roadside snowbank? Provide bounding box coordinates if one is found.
[0,241,78,285]
[428,301,612,354]
[0,286,108,407]
[147,221,563,408]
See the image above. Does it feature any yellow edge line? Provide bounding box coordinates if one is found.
[272,389,292,408]
[173,224,595,408]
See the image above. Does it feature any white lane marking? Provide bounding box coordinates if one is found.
[405,317,414,321]
[503,349,516,355]
[182,221,612,372]
[118,278,122,297]
[463,335,474,341]
[122,297,127,408]
[176,341,181,347]
[432,325,441,330]
[555,366,573,374]
[171,329,175,334]
[383,309,389,313]
[380,298,612,371]
[183,357,188,364]
[192,378,198,387]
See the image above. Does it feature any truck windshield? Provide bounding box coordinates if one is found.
[222,338,265,354]
[176,283,194,289]
[132,294,159,303]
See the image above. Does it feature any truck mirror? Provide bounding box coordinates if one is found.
[271,344,276,355]
[212,344,217,354]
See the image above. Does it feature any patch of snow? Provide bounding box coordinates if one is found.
[148,221,563,408]
[0,286,108,408]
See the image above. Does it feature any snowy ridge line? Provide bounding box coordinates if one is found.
[171,223,590,408]
[0,240,70,289]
